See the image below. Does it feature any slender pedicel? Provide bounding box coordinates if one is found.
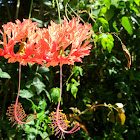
[6,63,37,128]
[49,66,80,139]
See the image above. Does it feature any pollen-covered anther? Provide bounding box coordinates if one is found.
[6,102,37,128]
[49,109,80,139]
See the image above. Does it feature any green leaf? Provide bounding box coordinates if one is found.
[111,0,119,7]
[71,78,80,87]
[71,84,78,98]
[31,18,43,27]
[0,71,11,79]
[25,80,33,88]
[101,34,114,53]
[19,89,34,98]
[50,87,60,104]
[33,77,46,94]
[113,21,119,32]
[66,83,71,91]
[134,0,140,6]
[38,66,49,73]
[38,99,47,111]
[121,16,133,35]
[104,0,111,9]
[26,98,39,111]
[73,66,83,76]
[104,9,114,21]
[98,18,109,32]
[99,7,107,16]
[44,89,51,102]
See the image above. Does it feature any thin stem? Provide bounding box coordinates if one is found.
[56,0,61,27]
[56,66,80,134]
[62,72,74,87]
[29,0,34,19]
[15,63,21,104]
[15,0,20,19]
[56,66,63,112]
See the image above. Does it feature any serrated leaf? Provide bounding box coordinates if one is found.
[0,71,11,79]
[19,89,34,98]
[50,87,60,104]
[33,77,45,94]
[121,16,133,35]
[71,84,78,98]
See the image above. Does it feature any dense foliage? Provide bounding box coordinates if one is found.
[0,0,140,139]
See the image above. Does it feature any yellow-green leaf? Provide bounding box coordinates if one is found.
[134,0,140,6]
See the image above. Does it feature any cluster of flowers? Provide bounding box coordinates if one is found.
[0,17,92,138]
[0,17,92,67]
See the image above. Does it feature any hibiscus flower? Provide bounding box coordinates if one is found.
[0,19,42,65]
[38,17,92,67]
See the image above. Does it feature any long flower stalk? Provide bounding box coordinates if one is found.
[49,66,80,139]
[6,63,37,128]
[57,66,80,132]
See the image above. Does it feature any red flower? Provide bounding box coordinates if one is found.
[0,19,43,65]
[38,17,92,67]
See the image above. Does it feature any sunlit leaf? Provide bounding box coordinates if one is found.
[0,71,11,79]
[104,0,111,9]
[116,111,126,125]
[19,89,34,98]
[101,34,114,53]
[134,0,140,6]
[121,16,133,35]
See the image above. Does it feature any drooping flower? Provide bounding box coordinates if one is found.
[38,17,92,67]
[0,19,43,65]
[6,102,37,128]
[49,109,80,139]
[49,67,80,139]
